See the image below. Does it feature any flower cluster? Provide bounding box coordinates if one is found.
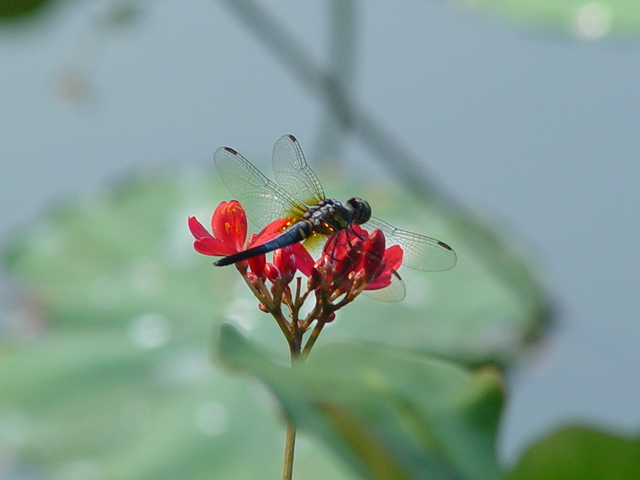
[188,200,403,360]
[311,225,403,303]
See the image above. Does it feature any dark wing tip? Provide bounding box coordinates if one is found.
[223,147,238,155]
[438,240,454,251]
[287,134,297,142]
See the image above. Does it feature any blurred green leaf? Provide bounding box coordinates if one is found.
[0,0,54,20]
[507,425,640,479]
[452,0,640,39]
[0,164,548,478]
[219,323,504,480]
[0,173,355,480]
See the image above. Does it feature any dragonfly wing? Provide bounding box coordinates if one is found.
[214,146,307,228]
[271,134,326,206]
[367,217,457,272]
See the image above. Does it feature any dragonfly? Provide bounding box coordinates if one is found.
[213,134,456,301]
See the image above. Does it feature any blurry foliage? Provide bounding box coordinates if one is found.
[0,0,141,24]
[2,0,640,478]
[3,0,640,40]
[452,0,640,39]
[0,0,53,20]
[2,168,633,478]
[0,167,547,479]
[220,323,504,480]
[507,426,640,479]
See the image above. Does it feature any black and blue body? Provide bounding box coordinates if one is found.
[213,220,313,266]
[214,197,371,266]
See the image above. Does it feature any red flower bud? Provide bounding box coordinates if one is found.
[264,263,281,282]
[273,247,296,285]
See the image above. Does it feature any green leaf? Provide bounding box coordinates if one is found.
[0,0,55,20]
[452,0,640,40]
[0,173,353,480]
[219,323,504,480]
[507,425,640,479]
[1,166,547,478]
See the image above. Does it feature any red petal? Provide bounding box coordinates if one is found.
[291,243,314,277]
[384,245,404,271]
[189,216,237,256]
[212,200,247,252]
[193,237,237,256]
[361,229,386,279]
[273,247,296,282]
[264,263,281,282]
[188,216,210,239]
[368,229,386,254]
[350,224,368,236]
[248,254,267,280]
[365,245,404,290]
[244,233,267,278]
[365,274,392,290]
[251,218,291,247]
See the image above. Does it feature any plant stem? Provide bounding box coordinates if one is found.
[300,319,326,361]
[282,421,297,480]
[283,328,303,480]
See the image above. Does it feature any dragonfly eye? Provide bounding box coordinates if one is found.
[347,197,371,225]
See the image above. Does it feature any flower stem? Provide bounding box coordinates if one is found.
[282,421,297,480]
[299,319,326,362]
[283,327,303,480]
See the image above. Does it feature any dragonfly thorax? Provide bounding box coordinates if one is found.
[302,197,371,235]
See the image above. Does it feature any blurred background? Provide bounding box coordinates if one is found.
[1,0,640,478]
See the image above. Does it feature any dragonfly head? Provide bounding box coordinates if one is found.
[346,197,371,225]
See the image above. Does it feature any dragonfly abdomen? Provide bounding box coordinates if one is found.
[213,221,313,267]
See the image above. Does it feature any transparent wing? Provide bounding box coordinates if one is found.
[214,146,308,228]
[367,217,457,272]
[363,270,406,303]
[271,134,325,206]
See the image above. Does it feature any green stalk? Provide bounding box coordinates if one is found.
[283,322,303,480]
[282,422,297,480]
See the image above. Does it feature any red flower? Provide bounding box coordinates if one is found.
[312,225,403,297]
[189,201,314,284]
[188,200,247,256]
[365,244,403,291]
